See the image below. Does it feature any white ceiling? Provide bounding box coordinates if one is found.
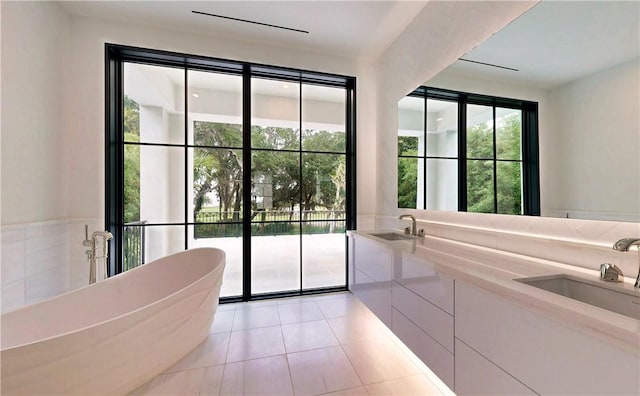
[58,0,427,61]
[440,0,640,90]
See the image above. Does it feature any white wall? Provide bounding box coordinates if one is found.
[1,1,72,312]
[1,1,69,224]
[547,58,640,221]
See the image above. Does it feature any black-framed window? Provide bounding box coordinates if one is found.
[106,44,356,302]
[398,86,539,215]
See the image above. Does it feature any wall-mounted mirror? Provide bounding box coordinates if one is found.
[398,1,639,222]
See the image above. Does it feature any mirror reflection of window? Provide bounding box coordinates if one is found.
[398,87,538,215]
[397,96,424,209]
[426,99,458,212]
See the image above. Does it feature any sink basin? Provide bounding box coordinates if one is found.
[516,274,640,320]
[370,232,414,241]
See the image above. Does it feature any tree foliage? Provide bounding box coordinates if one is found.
[397,136,418,208]
[124,96,140,223]
[194,123,346,219]
[193,122,243,221]
[397,112,522,214]
[467,112,522,214]
[122,102,348,228]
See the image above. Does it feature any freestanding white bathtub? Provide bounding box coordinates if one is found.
[1,247,225,395]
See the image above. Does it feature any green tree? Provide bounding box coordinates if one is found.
[466,121,495,213]
[466,112,522,214]
[301,130,345,213]
[193,122,243,221]
[123,96,140,223]
[397,136,418,208]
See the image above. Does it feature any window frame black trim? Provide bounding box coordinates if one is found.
[105,43,356,302]
[400,86,540,215]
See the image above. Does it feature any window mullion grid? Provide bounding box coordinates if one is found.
[459,97,467,212]
[422,93,428,210]
[299,82,303,294]
[242,68,252,301]
[492,105,498,213]
[184,68,189,249]
[108,45,354,297]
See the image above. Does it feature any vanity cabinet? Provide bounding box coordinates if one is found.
[349,235,455,389]
[455,339,536,396]
[349,233,639,395]
[391,251,455,388]
[455,280,640,395]
[348,236,393,326]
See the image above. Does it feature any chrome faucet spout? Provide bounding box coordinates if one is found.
[612,238,640,288]
[398,214,416,236]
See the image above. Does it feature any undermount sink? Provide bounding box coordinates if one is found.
[516,274,640,320]
[370,232,414,241]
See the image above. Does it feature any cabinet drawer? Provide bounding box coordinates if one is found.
[394,252,454,314]
[456,280,640,395]
[353,280,392,326]
[392,308,454,389]
[352,237,393,284]
[455,338,536,396]
[392,281,453,352]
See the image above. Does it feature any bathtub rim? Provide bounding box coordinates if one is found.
[1,247,225,351]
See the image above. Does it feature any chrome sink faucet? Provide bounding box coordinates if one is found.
[399,214,416,236]
[612,238,640,288]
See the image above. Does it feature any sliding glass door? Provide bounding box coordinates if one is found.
[107,44,355,301]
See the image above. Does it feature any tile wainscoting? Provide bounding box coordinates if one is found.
[1,218,102,313]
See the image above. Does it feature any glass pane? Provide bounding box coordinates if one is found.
[398,96,424,156]
[497,161,523,215]
[126,225,184,264]
[122,224,145,272]
[251,151,300,218]
[496,108,522,160]
[426,99,458,157]
[302,153,345,216]
[467,160,495,213]
[398,157,424,209]
[123,63,185,145]
[188,225,242,298]
[193,121,243,148]
[191,148,243,223]
[251,228,300,294]
[188,70,243,147]
[467,104,494,159]
[302,221,346,289]
[302,85,345,153]
[125,145,184,224]
[426,159,458,211]
[252,78,300,150]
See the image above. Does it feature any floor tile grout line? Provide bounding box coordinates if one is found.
[222,310,235,365]
[338,342,367,392]
[283,348,297,395]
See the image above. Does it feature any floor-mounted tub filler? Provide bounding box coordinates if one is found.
[0,248,225,395]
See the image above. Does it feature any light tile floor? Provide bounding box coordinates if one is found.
[131,292,454,396]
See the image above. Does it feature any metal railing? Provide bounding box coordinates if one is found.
[195,210,345,223]
[194,210,346,238]
[123,221,146,271]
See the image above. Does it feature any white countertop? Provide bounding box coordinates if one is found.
[348,230,640,352]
